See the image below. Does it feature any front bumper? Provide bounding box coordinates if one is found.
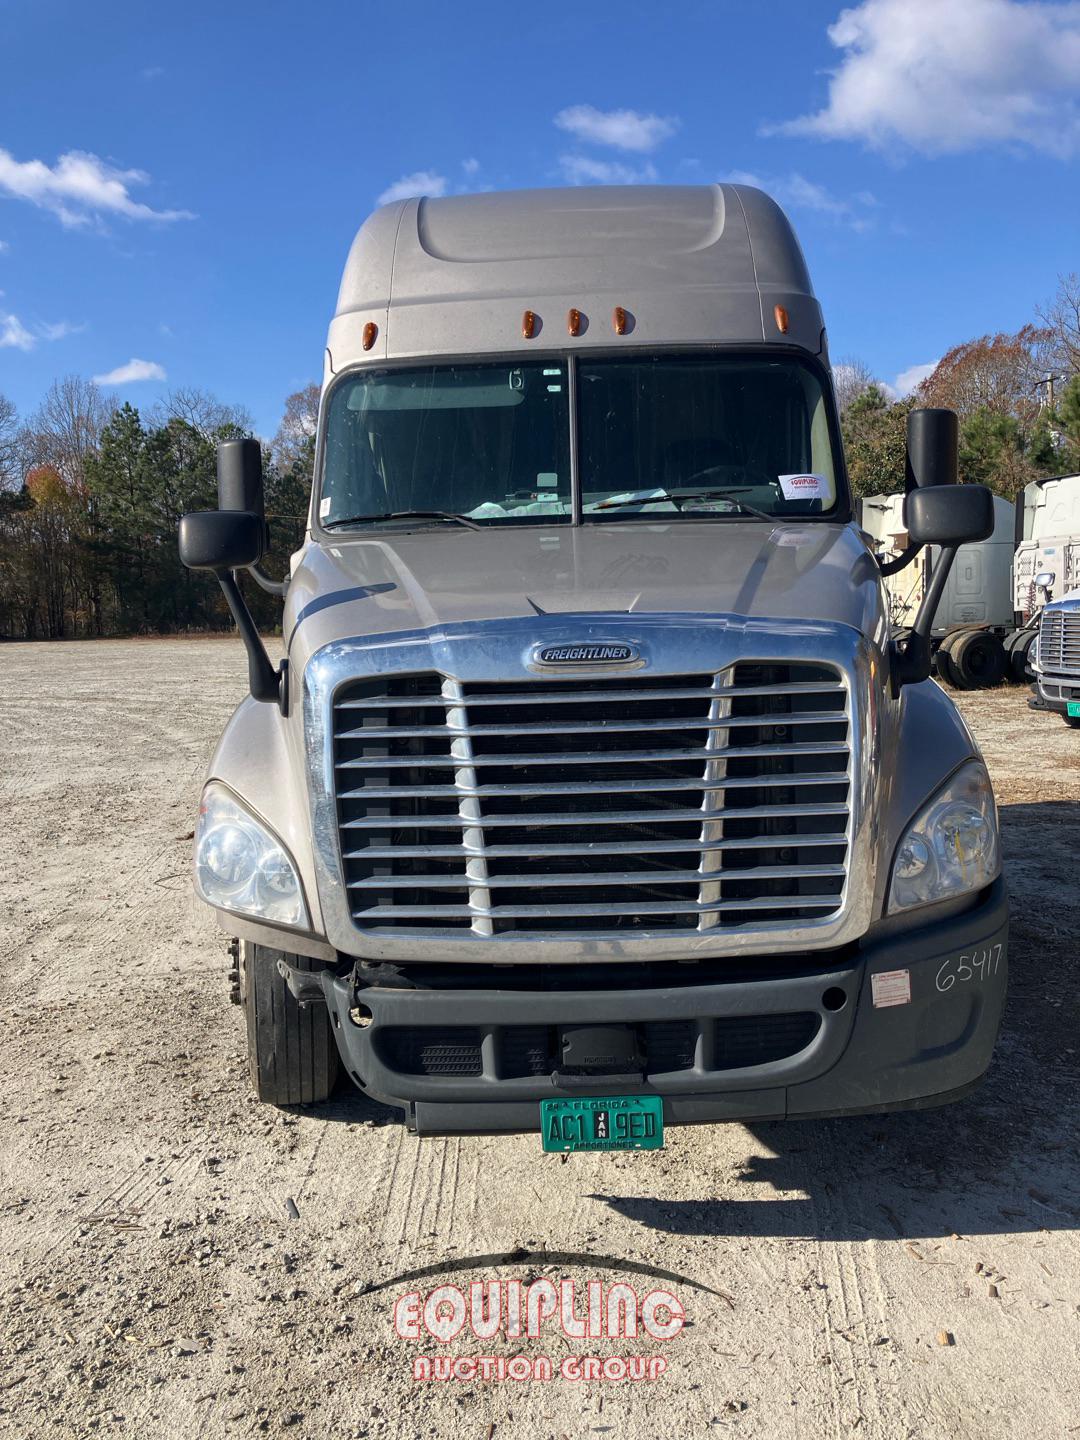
[1036,672,1080,715]
[310,877,1008,1135]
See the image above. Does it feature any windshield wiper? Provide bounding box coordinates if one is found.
[324,509,480,531]
[592,488,775,522]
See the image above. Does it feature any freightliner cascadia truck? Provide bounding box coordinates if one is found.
[179,185,1006,1150]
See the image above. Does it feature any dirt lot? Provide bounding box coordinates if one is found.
[2,638,1079,1440]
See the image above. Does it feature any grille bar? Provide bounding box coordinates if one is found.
[337,710,846,741]
[354,896,844,920]
[338,680,845,709]
[336,740,849,770]
[339,772,849,801]
[347,863,847,890]
[332,661,852,937]
[341,801,849,830]
[344,833,848,860]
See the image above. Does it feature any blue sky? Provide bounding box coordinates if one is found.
[1,0,1078,438]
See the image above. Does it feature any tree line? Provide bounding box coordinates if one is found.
[1,274,1079,640]
[0,379,318,640]
[838,273,1080,499]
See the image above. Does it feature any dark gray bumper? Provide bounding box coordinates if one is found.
[315,878,1008,1135]
[1036,672,1080,714]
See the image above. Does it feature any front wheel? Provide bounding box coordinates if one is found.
[240,941,340,1105]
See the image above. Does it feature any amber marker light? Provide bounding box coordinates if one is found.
[522,310,538,339]
[612,306,628,336]
[774,304,789,334]
[362,321,378,351]
[567,308,583,337]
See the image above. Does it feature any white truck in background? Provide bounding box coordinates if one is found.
[859,492,1024,687]
[1013,472,1080,620]
[860,474,1080,689]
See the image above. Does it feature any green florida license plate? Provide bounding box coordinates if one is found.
[1068,701,1080,718]
[540,1095,664,1152]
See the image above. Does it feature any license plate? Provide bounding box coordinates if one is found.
[540,1094,664,1152]
[1068,701,1080,718]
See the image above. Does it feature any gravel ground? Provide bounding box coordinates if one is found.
[1,637,1079,1440]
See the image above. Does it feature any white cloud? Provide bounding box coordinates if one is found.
[772,0,1080,156]
[93,357,167,384]
[724,170,878,230]
[0,239,9,254]
[38,319,85,342]
[0,312,34,350]
[0,310,82,350]
[376,170,448,205]
[558,154,659,186]
[461,157,480,176]
[554,105,679,152]
[890,359,941,397]
[0,147,194,229]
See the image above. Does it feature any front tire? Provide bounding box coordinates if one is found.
[241,941,340,1105]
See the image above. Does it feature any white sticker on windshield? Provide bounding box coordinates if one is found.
[319,496,331,518]
[778,472,833,503]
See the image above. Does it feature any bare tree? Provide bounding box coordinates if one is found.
[832,356,880,414]
[272,382,320,472]
[0,392,19,489]
[1037,273,1080,378]
[149,386,254,438]
[23,375,118,486]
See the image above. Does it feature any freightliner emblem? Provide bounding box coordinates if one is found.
[533,642,640,666]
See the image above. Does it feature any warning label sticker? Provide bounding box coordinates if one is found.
[871,969,912,1008]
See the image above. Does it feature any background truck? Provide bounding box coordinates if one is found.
[178,184,1006,1144]
[1014,472,1080,618]
[1032,588,1080,726]
[859,491,1024,687]
[858,474,1080,689]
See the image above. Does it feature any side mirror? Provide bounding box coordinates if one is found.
[179,510,265,571]
[904,484,994,547]
[905,408,958,490]
[217,437,265,517]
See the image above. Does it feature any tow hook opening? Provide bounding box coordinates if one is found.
[822,986,848,1012]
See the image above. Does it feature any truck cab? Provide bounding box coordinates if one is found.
[180,185,1006,1140]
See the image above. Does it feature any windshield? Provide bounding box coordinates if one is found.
[319,354,842,528]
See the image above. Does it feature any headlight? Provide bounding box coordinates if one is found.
[194,783,309,929]
[887,760,1000,914]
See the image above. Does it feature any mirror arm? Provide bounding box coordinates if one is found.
[889,544,958,695]
[877,542,922,578]
[246,562,289,597]
[217,569,288,711]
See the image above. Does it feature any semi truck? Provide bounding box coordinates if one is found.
[1032,588,1080,726]
[178,185,1006,1147]
[859,492,1022,687]
[1014,472,1080,620]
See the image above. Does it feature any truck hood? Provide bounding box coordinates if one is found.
[286,520,887,671]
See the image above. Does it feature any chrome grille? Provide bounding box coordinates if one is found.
[1039,608,1080,676]
[331,662,851,938]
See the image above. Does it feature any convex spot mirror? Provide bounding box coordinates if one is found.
[179,510,265,572]
[904,484,994,548]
